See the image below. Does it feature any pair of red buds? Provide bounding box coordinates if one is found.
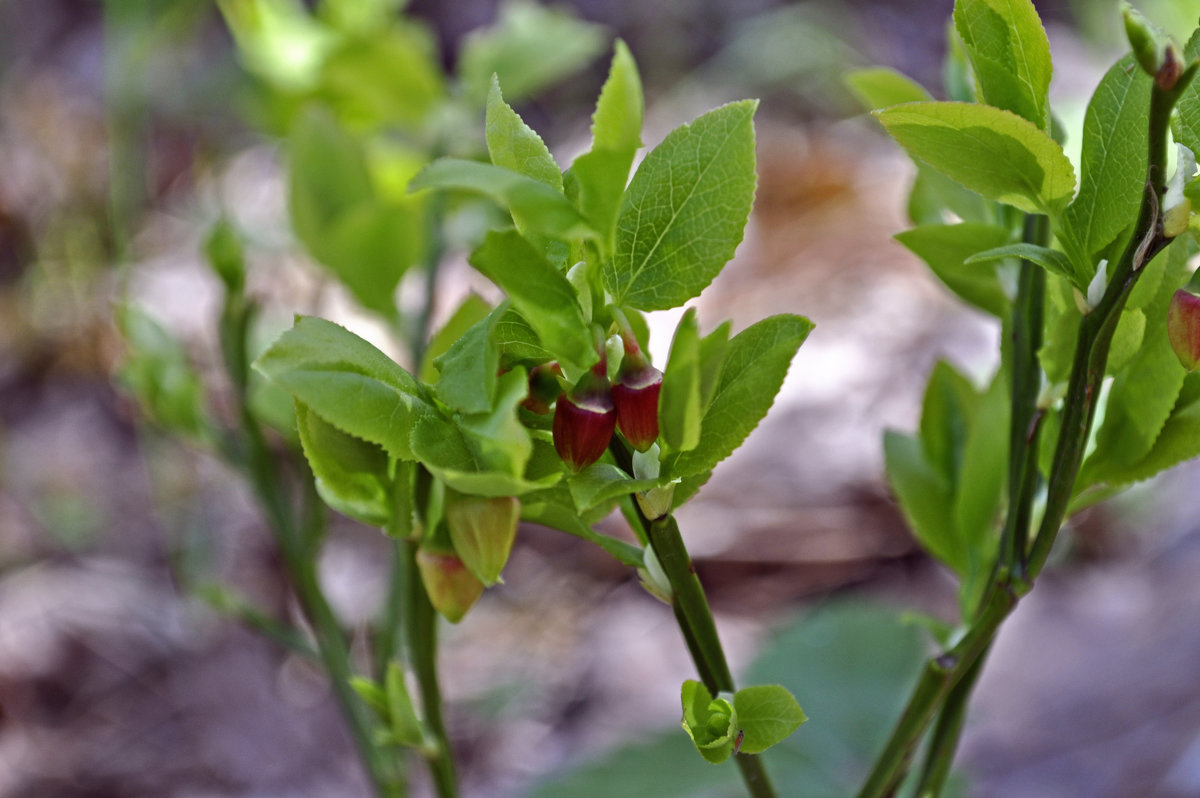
[552,341,663,471]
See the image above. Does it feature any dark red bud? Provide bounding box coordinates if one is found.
[612,354,662,452]
[1169,288,1200,371]
[553,371,615,471]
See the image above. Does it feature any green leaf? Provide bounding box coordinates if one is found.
[952,371,1008,616]
[919,360,978,485]
[385,662,425,747]
[659,308,702,451]
[456,0,606,103]
[567,463,659,513]
[696,321,730,410]
[1103,373,1200,486]
[953,0,1052,128]
[420,293,492,383]
[606,100,759,311]
[1080,240,1189,487]
[680,680,736,764]
[895,223,1014,317]
[568,40,643,249]
[1172,27,1200,156]
[669,314,812,478]
[883,430,960,573]
[493,307,555,366]
[295,401,391,526]
[316,201,419,318]
[468,230,596,372]
[289,107,372,243]
[254,316,429,460]
[1061,54,1151,267]
[434,310,500,415]
[317,26,444,129]
[966,242,1080,285]
[845,66,932,110]
[486,75,563,191]
[409,158,595,241]
[116,306,208,438]
[732,685,807,755]
[875,101,1076,215]
[520,486,644,566]
[906,164,992,225]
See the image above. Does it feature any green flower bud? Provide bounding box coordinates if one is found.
[445,490,520,586]
[1123,2,1166,78]
[415,546,484,624]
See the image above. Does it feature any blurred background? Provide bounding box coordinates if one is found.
[4,0,1200,796]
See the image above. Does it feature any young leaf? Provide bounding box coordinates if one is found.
[1061,54,1151,267]
[731,684,807,755]
[456,1,606,103]
[1172,27,1200,156]
[1103,373,1200,486]
[434,310,501,415]
[696,321,731,409]
[606,100,759,311]
[680,680,737,765]
[384,662,426,747]
[965,243,1081,286]
[409,158,595,241]
[419,293,492,383]
[918,360,978,485]
[318,25,444,129]
[317,201,419,319]
[486,75,563,190]
[1081,241,1189,486]
[845,66,932,110]
[493,307,555,366]
[883,430,961,574]
[668,314,812,478]
[254,316,430,460]
[568,39,644,249]
[895,223,1014,317]
[567,463,659,513]
[875,102,1076,215]
[519,485,645,566]
[468,230,596,372]
[289,108,373,243]
[295,401,392,527]
[116,306,208,438]
[659,308,702,451]
[953,0,1052,129]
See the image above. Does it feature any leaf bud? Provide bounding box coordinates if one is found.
[415,545,484,624]
[553,363,616,472]
[611,340,663,452]
[1122,2,1166,78]
[445,490,520,586]
[1163,144,1196,238]
[1168,285,1200,371]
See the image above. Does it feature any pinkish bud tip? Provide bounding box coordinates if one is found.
[1170,289,1200,372]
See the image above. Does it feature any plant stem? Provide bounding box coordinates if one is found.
[857,64,1195,798]
[403,537,458,798]
[913,644,989,798]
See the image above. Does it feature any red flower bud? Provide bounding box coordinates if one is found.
[612,349,662,452]
[415,547,484,624]
[1169,288,1200,372]
[553,368,615,472]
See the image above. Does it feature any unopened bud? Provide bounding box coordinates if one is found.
[1123,2,1166,78]
[522,362,563,415]
[1157,42,1184,91]
[1164,144,1196,238]
[553,366,616,472]
[415,547,484,623]
[611,343,662,452]
[1168,286,1200,371]
[445,491,520,586]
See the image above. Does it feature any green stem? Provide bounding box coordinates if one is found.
[403,537,458,798]
[913,644,989,798]
[856,62,1195,798]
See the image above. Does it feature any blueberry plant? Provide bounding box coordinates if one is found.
[845,1,1200,794]
[116,0,1200,796]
